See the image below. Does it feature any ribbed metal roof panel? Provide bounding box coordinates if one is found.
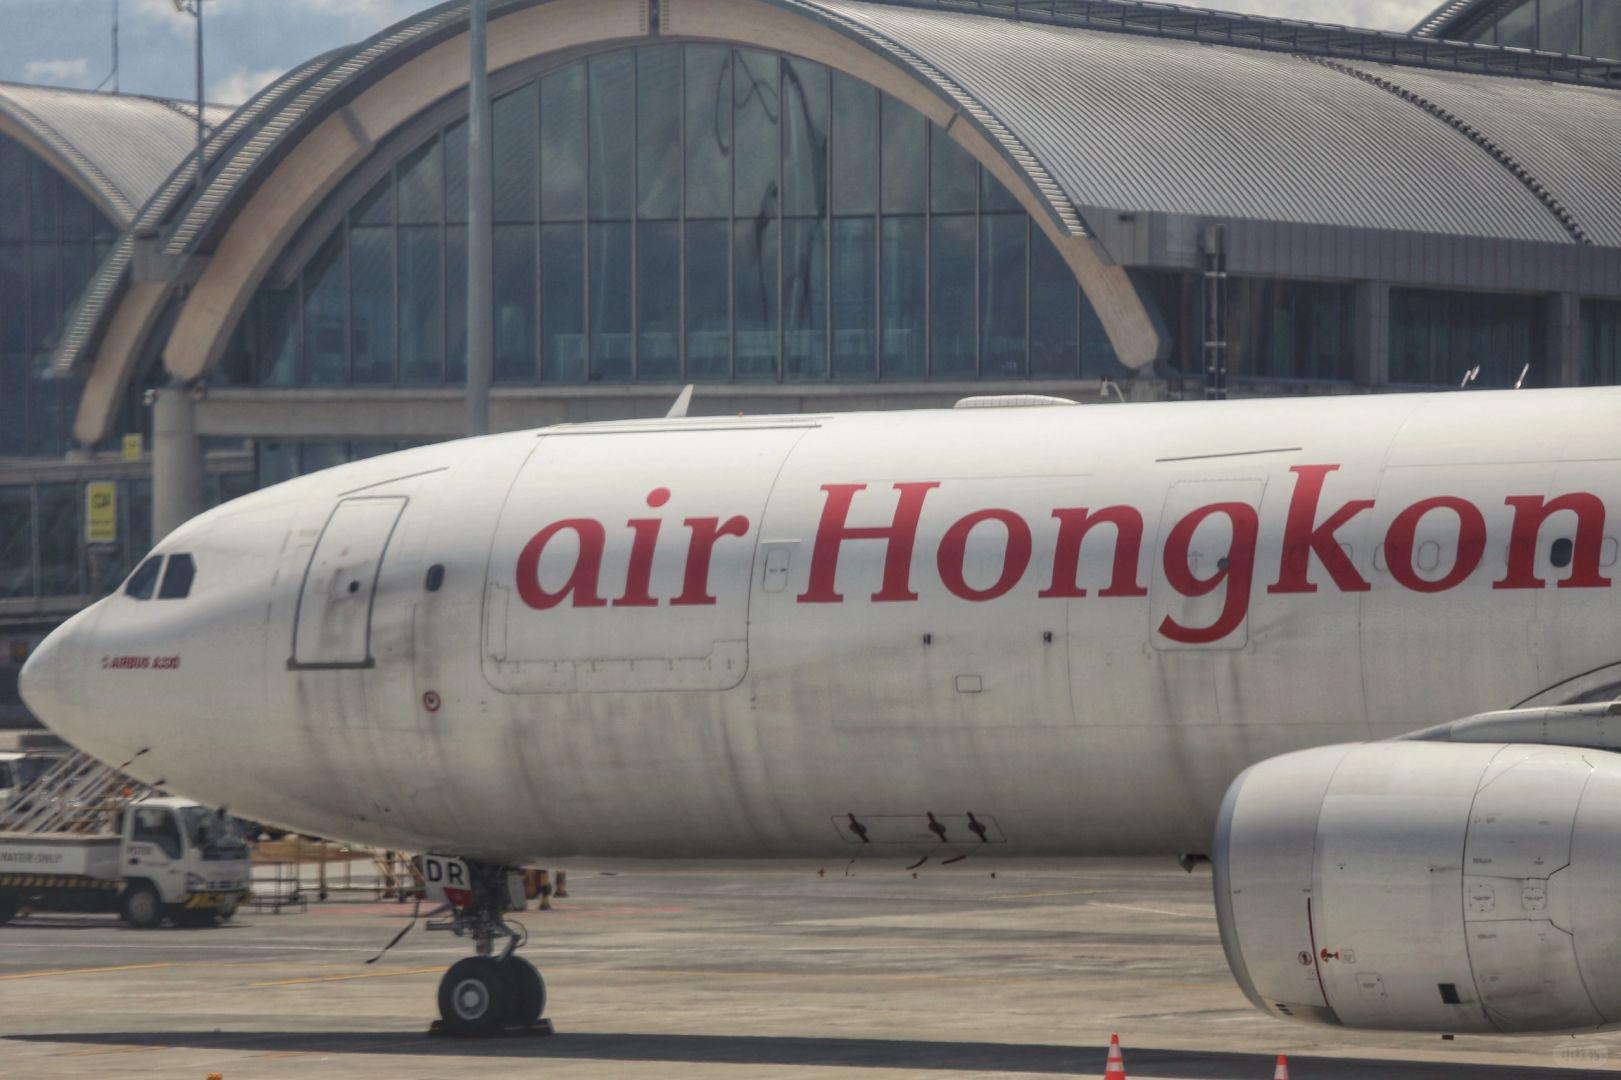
[811,0,1584,244]
[1352,60,1621,247]
[1413,0,1516,41]
[48,55,339,378]
[0,83,230,223]
[162,4,470,257]
[1414,0,1490,38]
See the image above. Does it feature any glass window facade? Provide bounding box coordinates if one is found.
[0,471,251,601]
[1581,298,1621,384]
[1226,278,1355,381]
[220,45,1123,387]
[1467,0,1621,58]
[253,440,437,492]
[0,133,117,458]
[1389,288,1544,388]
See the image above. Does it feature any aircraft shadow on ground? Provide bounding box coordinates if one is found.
[5,1032,1579,1077]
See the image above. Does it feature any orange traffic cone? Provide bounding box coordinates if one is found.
[1104,1033,1128,1079]
[1274,1054,1290,1079]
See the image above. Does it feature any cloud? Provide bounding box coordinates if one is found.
[283,0,425,18]
[130,0,243,39]
[208,65,284,105]
[22,56,90,85]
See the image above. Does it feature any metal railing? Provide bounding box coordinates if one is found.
[0,750,151,835]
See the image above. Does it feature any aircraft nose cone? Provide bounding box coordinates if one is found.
[18,628,61,725]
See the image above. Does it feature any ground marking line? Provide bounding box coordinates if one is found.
[988,888,1108,900]
[1086,901,1216,920]
[0,961,175,981]
[250,965,446,987]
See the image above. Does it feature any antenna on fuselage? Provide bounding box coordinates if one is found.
[1459,365,1481,389]
[1514,364,1530,389]
[665,384,694,419]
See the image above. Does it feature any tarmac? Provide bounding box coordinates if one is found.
[0,857,1615,1079]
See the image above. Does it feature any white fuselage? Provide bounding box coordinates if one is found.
[21,390,1621,864]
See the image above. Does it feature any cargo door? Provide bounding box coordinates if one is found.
[483,421,811,693]
[290,497,407,668]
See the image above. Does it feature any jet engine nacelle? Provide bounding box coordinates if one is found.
[1213,740,1621,1034]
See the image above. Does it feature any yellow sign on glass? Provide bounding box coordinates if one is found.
[121,433,144,462]
[86,482,118,545]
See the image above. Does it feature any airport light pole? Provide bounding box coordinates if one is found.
[465,0,493,437]
[171,0,206,195]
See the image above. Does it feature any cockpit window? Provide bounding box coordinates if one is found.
[158,553,196,599]
[125,557,164,600]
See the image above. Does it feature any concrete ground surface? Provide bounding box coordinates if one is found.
[0,858,1614,1079]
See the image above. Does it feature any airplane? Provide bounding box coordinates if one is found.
[19,386,1621,1037]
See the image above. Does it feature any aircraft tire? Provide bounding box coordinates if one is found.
[504,955,546,1027]
[120,882,163,930]
[438,956,510,1036]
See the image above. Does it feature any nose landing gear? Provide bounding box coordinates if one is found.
[437,954,546,1034]
[424,856,552,1037]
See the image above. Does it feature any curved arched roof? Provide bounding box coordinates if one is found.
[813,0,1616,245]
[1413,0,1525,43]
[125,0,1621,263]
[53,0,1621,444]
[0,82,232,227]
[1416,0,1498,39]
[1414,0,1621,63]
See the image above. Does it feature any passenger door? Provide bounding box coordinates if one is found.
[290,497,408,669]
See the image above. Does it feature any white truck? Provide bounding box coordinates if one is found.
[0,796,251,928]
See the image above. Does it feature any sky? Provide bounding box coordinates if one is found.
[0,0,1441,106]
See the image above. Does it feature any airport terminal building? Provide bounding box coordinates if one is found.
[2,0,1620,723]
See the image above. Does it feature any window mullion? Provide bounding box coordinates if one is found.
[679,45,688,383]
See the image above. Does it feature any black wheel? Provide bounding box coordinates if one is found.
[438,956,511,1036]
[0,894,17,926]
[217,895,240,923]
[503,956,546,1027]
[120,882,163,929]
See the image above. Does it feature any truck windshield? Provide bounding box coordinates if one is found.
[178,806,249,859]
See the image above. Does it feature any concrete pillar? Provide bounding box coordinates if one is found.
[1353,281,1390,388]
[152,387,205,542]
[1545,293,1582,388]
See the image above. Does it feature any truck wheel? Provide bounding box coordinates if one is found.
[217,896,239,923]
[120,883,163,929]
